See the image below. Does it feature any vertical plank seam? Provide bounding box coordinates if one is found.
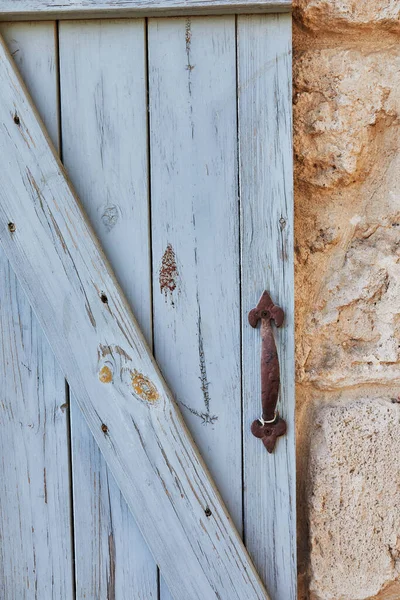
[145,15,161,600]
[235,12,246,548]
[55,20,62,156]
[145,16,155,357]
[65,381,77,599]
[56,20,77,598]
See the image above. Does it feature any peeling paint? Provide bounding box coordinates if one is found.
[98,343,131,362]
[185,18,195,138]
[185,19,195,72]
[159,244,179,303]
[179,401,218,425]
[185,18,192,53]
[198,327,211,414]
[101,204,119,232]
[178,294,218,426]
[196,294,217,424]
[99,365,113,383]
[131,370,159,403]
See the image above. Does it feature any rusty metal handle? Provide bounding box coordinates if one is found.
[248,291,286,453]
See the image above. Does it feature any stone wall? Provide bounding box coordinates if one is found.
[293,2,400,599]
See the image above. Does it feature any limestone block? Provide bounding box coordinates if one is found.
[308,398,400,599]
[298,150,400,388]
[294,49,400,189]
[295,0,400,33]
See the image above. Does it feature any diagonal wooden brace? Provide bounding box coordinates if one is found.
[0,36,268,600]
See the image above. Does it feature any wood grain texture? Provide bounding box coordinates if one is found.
[59,20,157,599]
[148,16,241,598]
[0,30,269,600]
[0,22,59,149]
[0,22,73,599]
[70,398,158,599]
[238,13,296,600]
[0,0,291,21]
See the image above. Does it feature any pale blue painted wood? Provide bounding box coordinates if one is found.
[0,22,269,596]
[0,22,74,600]
[148,16,242,599]
[238,13,296,600]
[0,12,294,600]
[59,19,158,599]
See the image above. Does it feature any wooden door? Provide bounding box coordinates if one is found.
[0,11,294,600]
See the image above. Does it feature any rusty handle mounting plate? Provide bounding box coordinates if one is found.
[248,291,286,453]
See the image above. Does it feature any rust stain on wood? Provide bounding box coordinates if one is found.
[159,243,179,303]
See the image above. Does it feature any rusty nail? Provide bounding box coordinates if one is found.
[13,113,20,125]
[8,222,16,233]
[101,423,108,434]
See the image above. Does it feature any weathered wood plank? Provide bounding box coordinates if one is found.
[0,0,291,21]
[238,13,296,600]
[0,31,268,600]
[0,22,73,599]
[59,20,157,599]
[1,22,59,149]
[69,399,158,598]
[148,16,242,599]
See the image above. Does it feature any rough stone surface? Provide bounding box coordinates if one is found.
[294,2,400,598]
[298,174,400,389]
[307,398,400,600]
[294,42,400,392]
[294,50,400,189]
[295,0,400,32]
